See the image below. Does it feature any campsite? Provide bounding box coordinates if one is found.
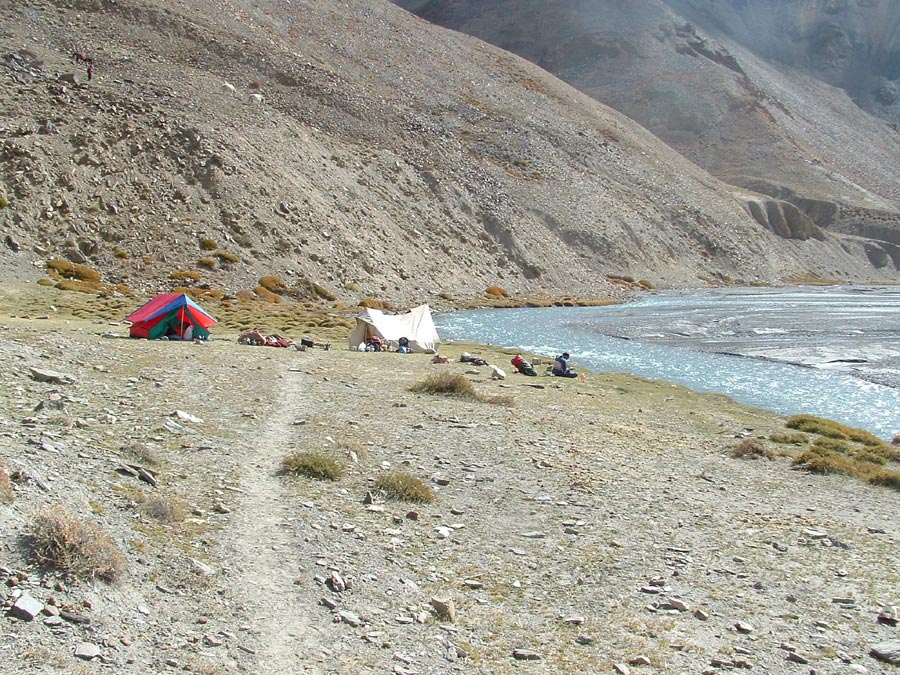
[1,283,899,674]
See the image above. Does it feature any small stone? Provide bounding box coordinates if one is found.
[563,615,585,625]
[735,621,754,634]
[614,664,631,675]
[10,593,44,621]
[430,596,456,622]
[329,571,346,593]
[629,655,651,666]
[512,648,541,661]
[786,652,809,664]
[463,579,483,589]
[74,643,101,660]
[575,635,594,645]
[665,598,688,612]
[338,610,363,627]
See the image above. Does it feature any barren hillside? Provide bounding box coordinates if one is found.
[1,0,897,310]
[394,0,900,278]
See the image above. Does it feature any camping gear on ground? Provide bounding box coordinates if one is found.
[126,293,217,340]
[460,352,488,366]
[238,330,295,347]
[511,354,537,376]
[348,304,440,353]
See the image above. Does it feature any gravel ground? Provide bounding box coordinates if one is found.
[1,308,898,674]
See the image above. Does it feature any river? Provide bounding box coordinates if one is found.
[434,286,900,440]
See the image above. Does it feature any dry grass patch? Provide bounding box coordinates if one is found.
[282,451,344,481]
[140,496,182,524]
[171,270,202,282]
[374,472,435,503]
[0,463,12,504]
[731,438,773,460]
[769,431,808,445]
[199,237,218,251]
[47,258,101,283]
[28,508,125,581]
[786,414,883,446]
[410,372,513,407]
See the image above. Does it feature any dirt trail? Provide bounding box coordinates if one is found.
[220,368,321,674]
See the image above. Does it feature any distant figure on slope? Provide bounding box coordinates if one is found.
[552,352,578,378]
[87,63,93,81]
[511,354,537,376]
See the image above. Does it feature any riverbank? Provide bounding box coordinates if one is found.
[1,294,899,674]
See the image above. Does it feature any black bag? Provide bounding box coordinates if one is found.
[300,337,315,348]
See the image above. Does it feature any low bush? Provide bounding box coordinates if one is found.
[28,508,125,581]
[485,285,509,298]
[171,270,202,282]
[410,372,478,399]
[113,247,129,259]
[199,237,218,251]
[215,251,240,263]
[253,286,282,303]
[47,259,101,283]
[374,472,435,503]
[259,275,289,293]
[786,414,882,446]
[731,438,772,460]
[36,278,55,287]
[769,431,808,445]
[198,257,217,270]
[867,469,900,490]
[120,443,160,467]
[55,279,101,293]
[359,297,398,311]
[793,447,856,476]
[140,497,181,524]
[638,279,655,290]
[282,451,344,481]
[893,434,900,446]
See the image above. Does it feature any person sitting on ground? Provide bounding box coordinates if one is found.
[366,335,383,352]
[397,336,412,353]
[511,354,537,376]
[552,352,579,378]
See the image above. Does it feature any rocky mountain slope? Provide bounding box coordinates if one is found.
[394,0,900,279]
[0,0,897,308]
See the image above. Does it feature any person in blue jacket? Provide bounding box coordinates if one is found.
[552,352,578,378]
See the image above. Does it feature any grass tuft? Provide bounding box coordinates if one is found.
[786,414,882,446]
[282,451,344,481]
[769,431,808,445]
[0,464,12,504]
[199,237,218,251]
[28,508,125,581]
[374,472,435,503]
[171,270,202,282]
[731,438,773,460]
[47,259,101,283]
[485,285,509,298]
[410,372,478,398]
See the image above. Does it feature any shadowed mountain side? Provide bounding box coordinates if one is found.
[0,0,896,306]
[393,0,900,269]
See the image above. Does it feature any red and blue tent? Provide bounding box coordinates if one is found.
[125,293,218,340]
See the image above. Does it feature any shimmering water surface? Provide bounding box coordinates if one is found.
[434,286,900,440]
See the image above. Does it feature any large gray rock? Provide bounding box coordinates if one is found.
[9,593,44,621]
[870,641,900,665]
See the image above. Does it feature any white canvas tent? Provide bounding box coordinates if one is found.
[348,304,440,353]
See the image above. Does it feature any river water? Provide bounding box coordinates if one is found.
[434,286,900,440]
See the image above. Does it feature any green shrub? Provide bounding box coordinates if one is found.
[198,257,217,270]
[47,258,101,283]
[282,451,344,481]
[36,278,55,287]
[55,279,101,293]
[731,438,772,460]
[374,472,435,503]
[199,237,218,251]
[811,436,852,454]
[28,508,125,581]
[0,193,8,208]
[769,432,808,445]
[311,282,336,302]
[113,247,129,259]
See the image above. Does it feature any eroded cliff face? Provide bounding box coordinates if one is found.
[394,0,900,265]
